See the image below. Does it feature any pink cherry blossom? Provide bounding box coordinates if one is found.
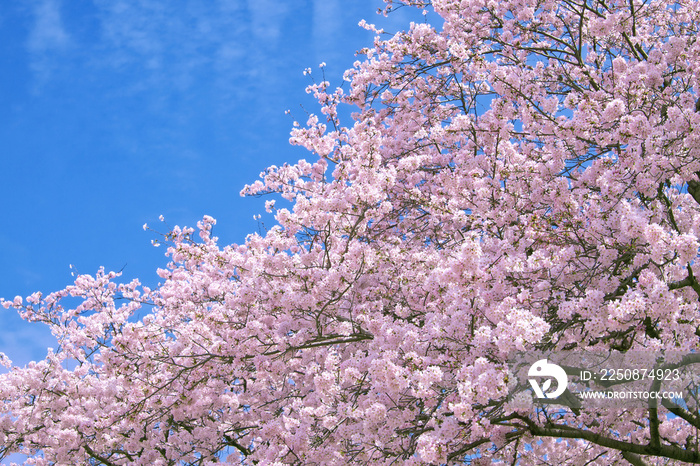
[3,0,700,464]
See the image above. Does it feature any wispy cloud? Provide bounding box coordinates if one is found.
[246,0,288,43]
[23,0,377,105]
[87,1,297,104]
[27,0,70,86]
[92,1,224,88]
[28,0,70,52]
[312,0,341,65]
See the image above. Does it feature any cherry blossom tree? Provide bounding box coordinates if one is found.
[3,0,700,463]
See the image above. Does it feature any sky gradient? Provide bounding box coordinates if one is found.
[0,0,425,366]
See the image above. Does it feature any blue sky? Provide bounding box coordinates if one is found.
[0,0,423,366]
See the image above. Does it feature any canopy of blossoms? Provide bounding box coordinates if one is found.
[2,0,700,464]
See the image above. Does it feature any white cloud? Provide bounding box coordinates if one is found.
[26,0,70,87]
[312,0,341,63]
[246,0,289,43]
[28,0,70,53]
[90,1,258,96]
